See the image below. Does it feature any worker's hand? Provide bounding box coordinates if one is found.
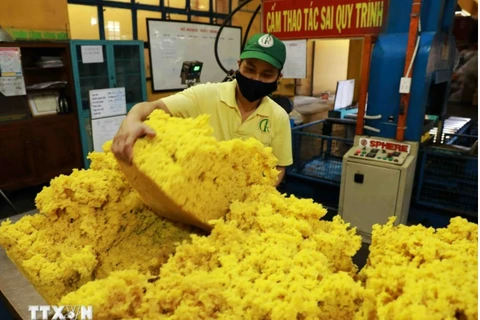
[111,118,156,164]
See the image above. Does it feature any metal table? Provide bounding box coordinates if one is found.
[0,211,47,320]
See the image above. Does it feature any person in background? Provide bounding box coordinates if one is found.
[112,33,293,186]
[450,43,478,104]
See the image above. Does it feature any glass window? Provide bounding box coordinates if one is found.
[191,16,210,23]
[105,0,131,3]
[191,0,209,11]
[166,0,186,9]
[230,0,239,10]
[103,7,133,40]
[114,45,144,103]
[137,10,162,41]
[68,4,100,40]
[166,14,187,21]
[75,45,110,111]
[214,0,230,14]
[137,0,159,4]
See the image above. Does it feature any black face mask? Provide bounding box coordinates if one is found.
[235,71,278,103]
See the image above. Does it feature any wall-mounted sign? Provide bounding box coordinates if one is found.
[262,0,389,40]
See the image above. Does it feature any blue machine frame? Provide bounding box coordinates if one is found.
[365,0,458,142]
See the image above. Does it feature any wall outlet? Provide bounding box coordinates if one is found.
[399,77,411,94]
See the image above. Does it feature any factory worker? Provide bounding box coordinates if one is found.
[112,33,292,186]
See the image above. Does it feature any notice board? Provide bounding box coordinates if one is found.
[89,88,127,152]
[147,19,242,92]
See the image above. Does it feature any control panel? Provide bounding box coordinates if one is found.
[339,136,419,243]
[346,137,411,165]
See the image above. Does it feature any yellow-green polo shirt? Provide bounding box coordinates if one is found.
[161,80,293,166]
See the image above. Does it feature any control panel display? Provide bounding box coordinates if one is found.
[347,138,411,165]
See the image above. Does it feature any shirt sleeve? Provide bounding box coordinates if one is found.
[161,86,202,119]
[271,112,293,166]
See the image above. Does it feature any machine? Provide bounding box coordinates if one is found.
[180,60,203,87]
[339,0,457,241]
[339,137,419,242]
[260,0,459,241]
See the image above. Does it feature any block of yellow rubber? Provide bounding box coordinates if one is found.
[117,109,279,230]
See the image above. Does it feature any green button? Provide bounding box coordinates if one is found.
[362,151,366,154]
[383,157,387,160]
[377,157,382,159]
[388,158,393,161]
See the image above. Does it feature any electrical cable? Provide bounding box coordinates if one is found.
[364,125,381,133]
[242,4,262,50]
[0,189,19,215]
[214,0,253,73]
[406,19,421,78]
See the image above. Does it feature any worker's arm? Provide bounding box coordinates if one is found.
[271,113,293,186]
[112,87,201,163]
[111,100,171,164]
[126,100,172,122]
[275,166,286,187]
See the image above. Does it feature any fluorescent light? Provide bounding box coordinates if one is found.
[455,9,471,16]
[91,17,97,26]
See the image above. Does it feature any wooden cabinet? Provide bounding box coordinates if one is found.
[0,114,83,190]
[32,114,83,182]
[0,125,36,189]
[0,42,83,191]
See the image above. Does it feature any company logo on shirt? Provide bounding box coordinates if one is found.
[259,118,270,133]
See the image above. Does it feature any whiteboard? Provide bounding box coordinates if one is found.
[282,40,307,79]
[147,19,242,92]
[89,88,126,119]
[91,115,126,152]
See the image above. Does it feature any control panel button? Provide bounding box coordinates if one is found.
[349,141,407,165]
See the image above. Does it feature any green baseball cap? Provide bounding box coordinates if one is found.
[240,33,286,70]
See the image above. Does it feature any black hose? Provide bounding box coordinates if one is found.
[214,0,253,73]
[242,4,261,51]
